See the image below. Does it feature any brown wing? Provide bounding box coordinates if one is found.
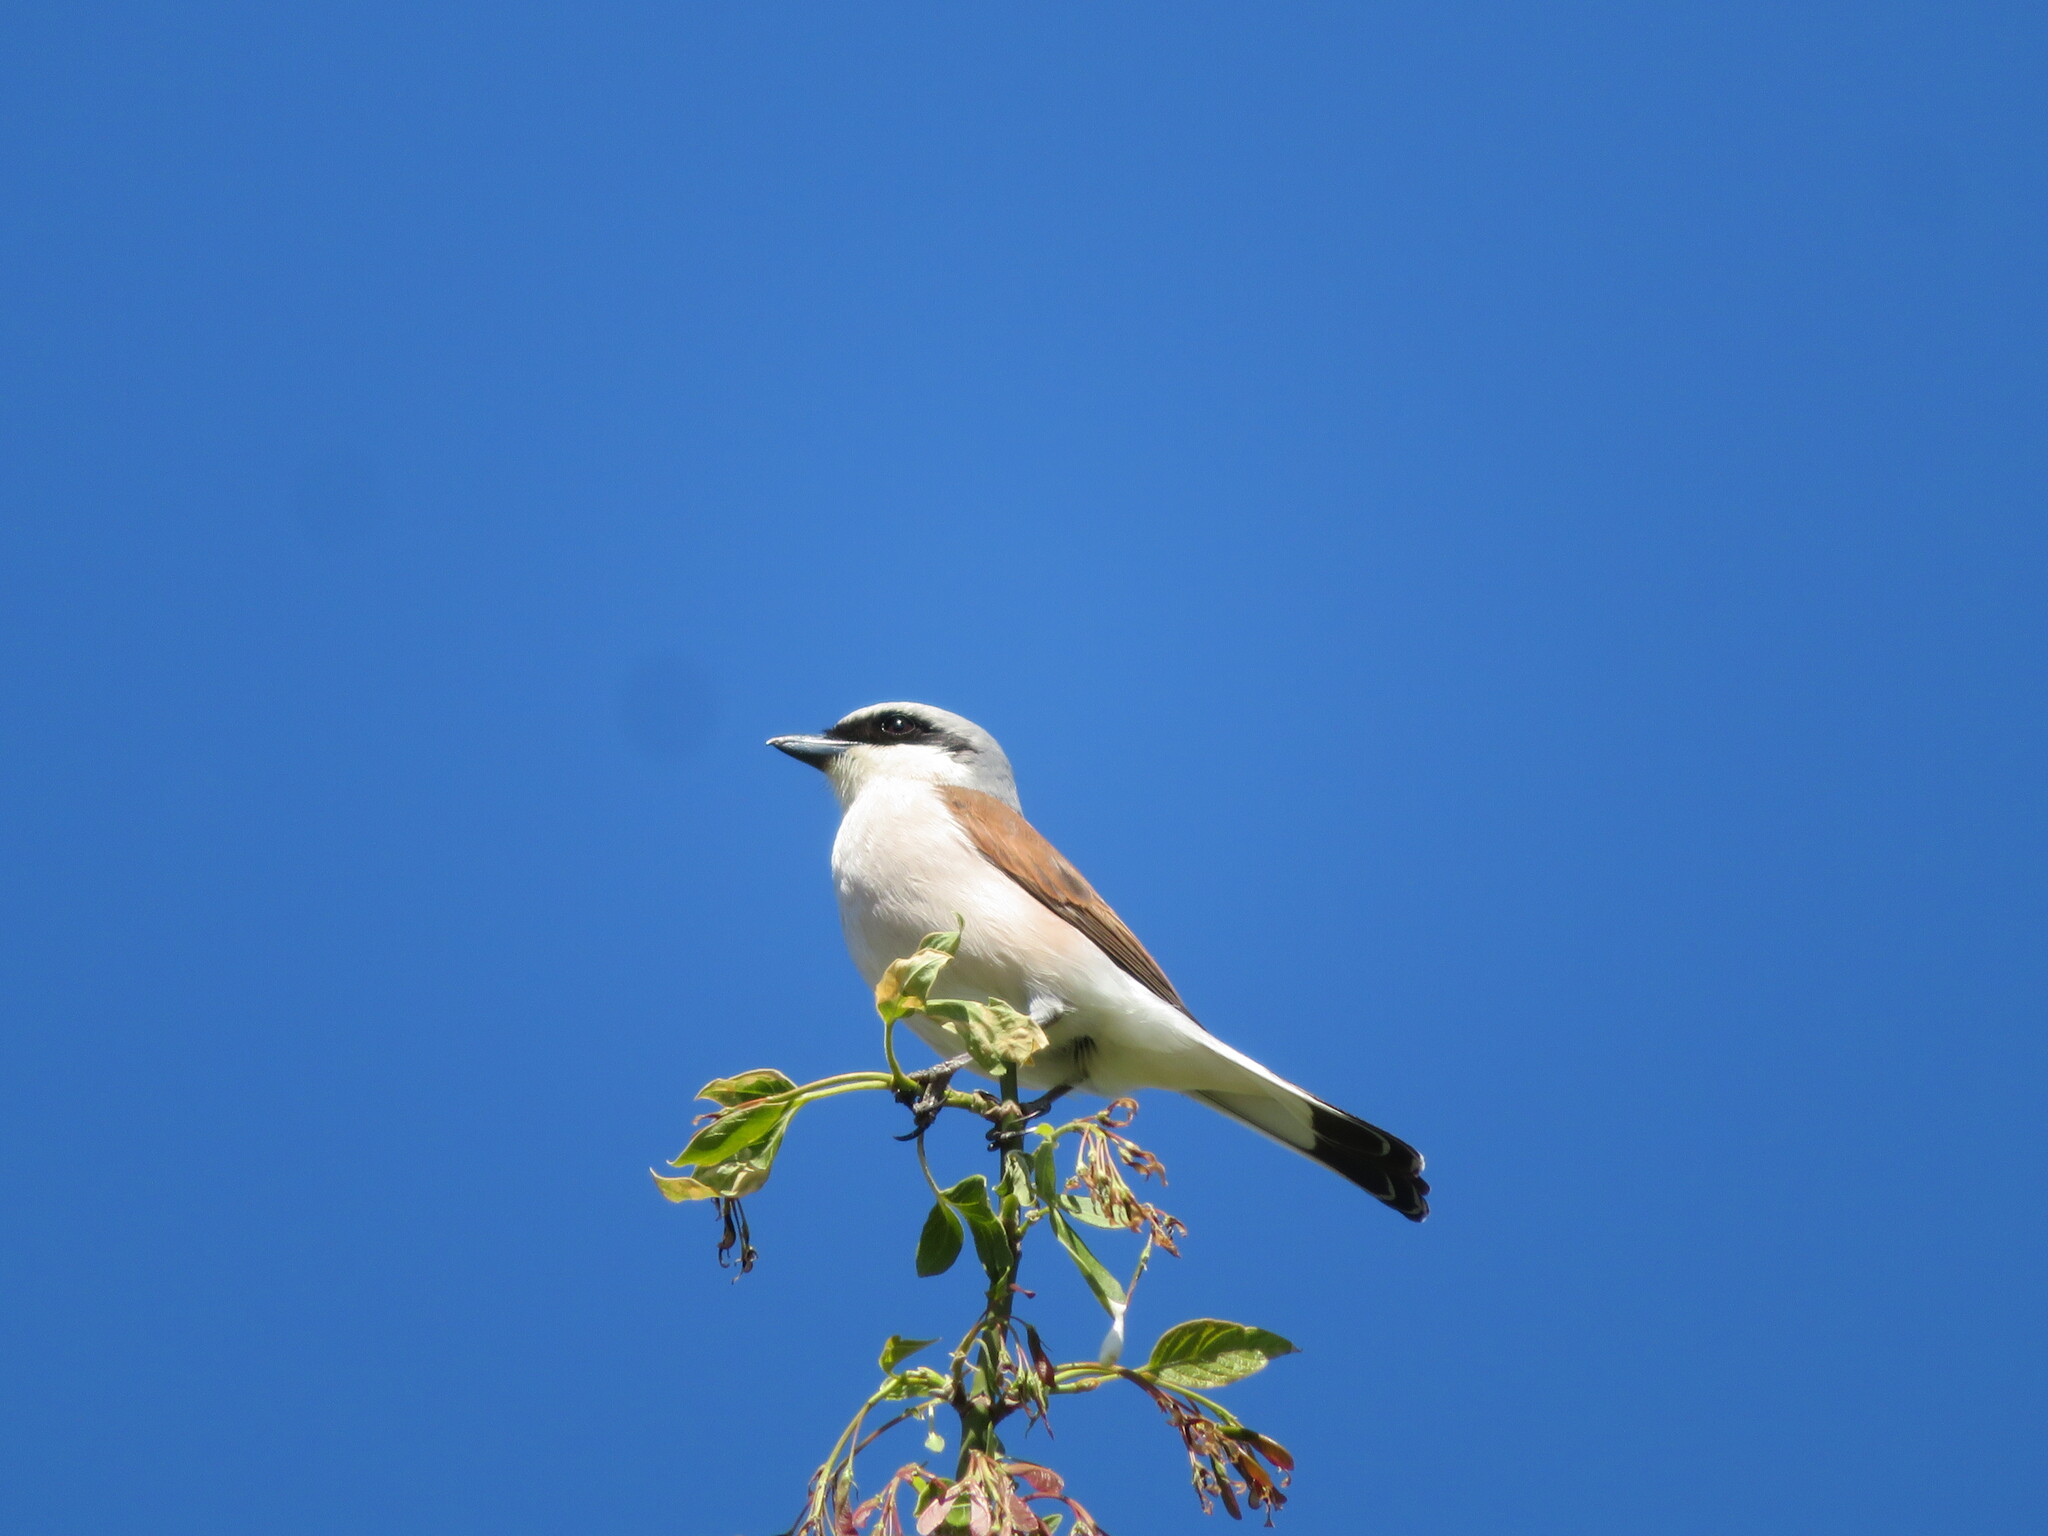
[940,785,1190,1015]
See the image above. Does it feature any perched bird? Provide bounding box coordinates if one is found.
[770,702,1429,1221]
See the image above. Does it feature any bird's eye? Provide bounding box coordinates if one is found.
[877,712,917,737]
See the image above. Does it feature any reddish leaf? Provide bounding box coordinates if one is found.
[1008,1462,1065,1497]
[1228,1428,1294,1472]
[914,1492,958,1536]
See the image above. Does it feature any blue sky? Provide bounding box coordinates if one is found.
[3,5,2043,1533]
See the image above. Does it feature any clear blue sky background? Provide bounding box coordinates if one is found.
[3,6,2043,1533]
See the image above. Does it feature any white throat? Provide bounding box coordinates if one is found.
[824,741,1019,813]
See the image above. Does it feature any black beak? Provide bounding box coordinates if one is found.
[768,734,850,768]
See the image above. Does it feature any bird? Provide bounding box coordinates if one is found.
[769,701,1429,1221]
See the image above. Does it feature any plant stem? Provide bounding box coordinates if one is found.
[882,1016,913,1092]
[952,1064,1030,1477]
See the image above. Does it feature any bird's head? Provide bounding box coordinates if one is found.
[769,702,1018,809]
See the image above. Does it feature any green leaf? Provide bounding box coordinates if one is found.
[943,1174,1013,1286]
[1047,1209,1124,1316]
[973,998,1049,1067]
[879,1335,937,1373]
[672,1099,790,1168]
[873,921,965,1022]
[917,922,964,957]
[676,1109,793,1197]
[880,1366,949,1400]
[1028,1138,1061,1204]
[695,1068,797,1107]
[673,1101,783,1167]
[649,1169,716,1202]
[920,998,1047,1075]
[1001,1151,1036,1214]
[916,1198,964,1277]
[1140,1319,1299,1391]
[916,997,978,1032]
[1060,1190,1123,1230]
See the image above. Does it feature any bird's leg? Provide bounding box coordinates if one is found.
[893,1053,974,1141]
[1015,1083,1073,1123]
[984,1084,1073,1152]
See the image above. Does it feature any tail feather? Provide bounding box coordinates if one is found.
[1190,1086,1430,1222]
[1303,1101,1430,1221]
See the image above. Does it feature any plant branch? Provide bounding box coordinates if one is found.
[659,918,1299,1534]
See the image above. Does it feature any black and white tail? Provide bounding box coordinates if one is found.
[1190,1062,1430,1221]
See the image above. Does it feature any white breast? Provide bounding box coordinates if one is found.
[827,777,1217,1094]
[831,777,1057,997]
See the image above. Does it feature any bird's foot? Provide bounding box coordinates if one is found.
[985,1084,1073,1152]
[1017,1084,1073,1123]
[893,1054,974,1141]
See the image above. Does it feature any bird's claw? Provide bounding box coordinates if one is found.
[893,1055,972,1141]
[984,1085,1072,1152]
